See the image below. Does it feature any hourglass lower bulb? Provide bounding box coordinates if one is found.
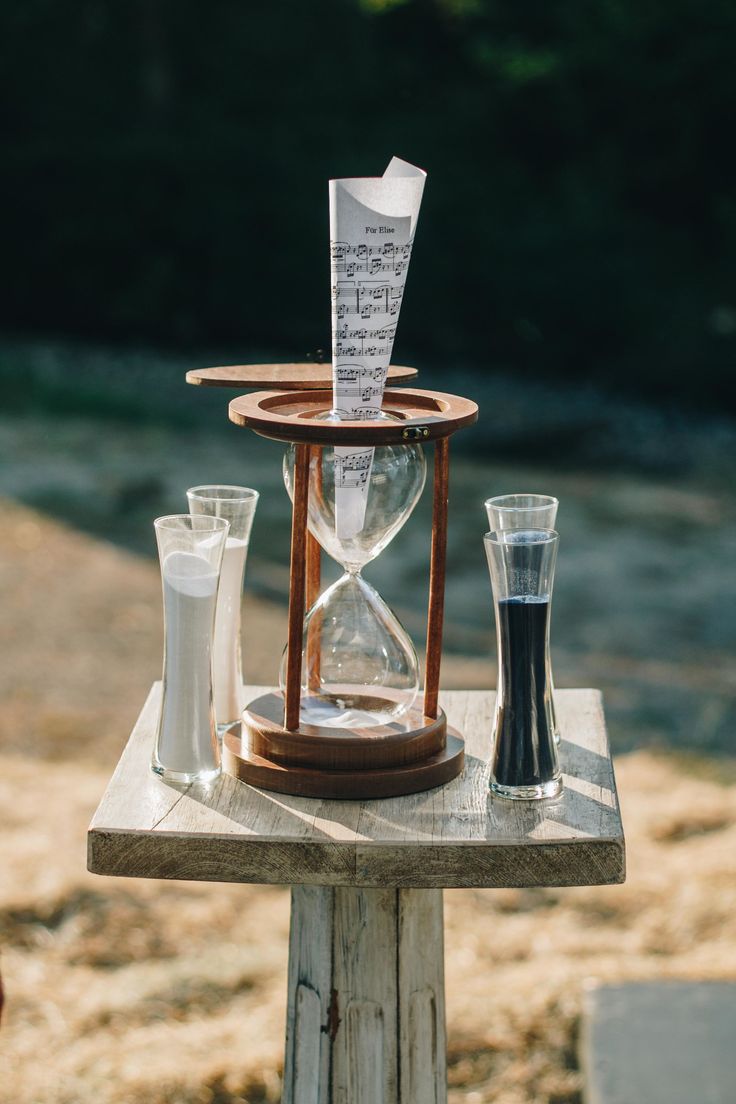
[281,422,426,728]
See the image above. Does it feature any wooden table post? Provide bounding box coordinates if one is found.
[283,886,445,1103]
[88,688,625,1103]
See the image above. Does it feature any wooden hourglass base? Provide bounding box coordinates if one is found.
[223,692,465,800]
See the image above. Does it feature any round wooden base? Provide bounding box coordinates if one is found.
[223,692,465,800]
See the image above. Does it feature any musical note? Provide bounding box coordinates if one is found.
[333,447,374,487]
[331,323,397,344]
[330,240,413,267]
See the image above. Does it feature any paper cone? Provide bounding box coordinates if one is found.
[330,157,426,539]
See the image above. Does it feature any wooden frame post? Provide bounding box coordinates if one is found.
[423,437,450,720]
[305,447,322,691]
[284,443,310,730]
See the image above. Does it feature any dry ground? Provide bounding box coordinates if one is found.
[1,498,735,1103]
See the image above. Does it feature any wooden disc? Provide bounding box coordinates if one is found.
[242,692,447,771]
[228,388,479,446]
[223,726,465,801]
[186,362,418,389]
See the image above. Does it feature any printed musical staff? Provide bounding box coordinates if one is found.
[334,448,373,487]
[329,160,426,532]
[331,274,409,424]
[331,241,413,265]
[333,323,397,343]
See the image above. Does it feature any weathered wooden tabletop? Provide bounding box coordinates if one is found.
[87,687,624,889]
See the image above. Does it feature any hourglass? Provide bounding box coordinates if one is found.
[218,385,478,799]
[280,423,426,728]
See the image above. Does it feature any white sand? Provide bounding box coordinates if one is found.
[156,550,219,774]
[212,536,248,725]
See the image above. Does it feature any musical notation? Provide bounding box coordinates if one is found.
[335,342,392,360]
[335,299,401,320]
[335,364,388,385]
[334,448,373,487]
[331,269,409,424]
[329,163,425,524]
[332,258,409,279]
[333,322,397,342]
[332,284,403,307]
[331,241,412,264]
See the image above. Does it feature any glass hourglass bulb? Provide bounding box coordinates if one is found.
[281,414,426,728]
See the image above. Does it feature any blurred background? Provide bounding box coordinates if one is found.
[4,0,736,402]
[1,2,735,1102]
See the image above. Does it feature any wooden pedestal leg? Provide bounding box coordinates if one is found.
[283,886,447,1104]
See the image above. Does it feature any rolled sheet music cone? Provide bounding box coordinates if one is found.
[330,156,426,538]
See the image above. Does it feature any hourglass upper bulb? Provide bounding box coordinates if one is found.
[283,430,426,571]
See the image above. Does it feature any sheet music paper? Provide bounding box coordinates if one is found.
[330,157,426,538]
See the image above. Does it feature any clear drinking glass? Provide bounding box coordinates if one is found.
[187,485,259,730]
[484,528,562,800]
[152,514,229,783]
[485,493,558,531]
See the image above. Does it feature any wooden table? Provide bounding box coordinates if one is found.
[88,686,625,1103]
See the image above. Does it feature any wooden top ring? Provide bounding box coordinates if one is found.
[228,388,479,445]
[186,362,418,390]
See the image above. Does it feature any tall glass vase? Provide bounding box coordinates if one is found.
[484,527,562,800]
[152,513,229,783]
[484,494,560,743]
[187,485,259,729]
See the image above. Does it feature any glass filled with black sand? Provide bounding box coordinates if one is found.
[485,528,562,800]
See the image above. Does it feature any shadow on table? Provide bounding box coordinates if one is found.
[174,738,618,847]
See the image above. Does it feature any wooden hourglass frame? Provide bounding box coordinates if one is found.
[218,385,479,799]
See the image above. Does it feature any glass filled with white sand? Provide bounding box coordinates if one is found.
[186,485,259,730]
[152,513,230,783]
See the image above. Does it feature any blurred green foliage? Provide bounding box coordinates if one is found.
[1,0,735,405]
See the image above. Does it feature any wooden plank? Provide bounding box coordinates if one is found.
[291,985,322,1104]
[332,888,398,1103]
[283,887,448,1102]
[283,886,334,1104]
[399,890,446,1103]
[88,688,625,889]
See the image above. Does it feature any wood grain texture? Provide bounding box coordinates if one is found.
[223,726,464,800]
[185,363,418,390]
[399,889,446,1103]
[228,388,479,447]
[283,886,334,1104]
[305,468,321,692]
[423,437,450,720]
[333,889,398,1103]
[87,688,625,889]
[240,693,449,770]
[284,443,310,730]
[282,887,446,1104]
